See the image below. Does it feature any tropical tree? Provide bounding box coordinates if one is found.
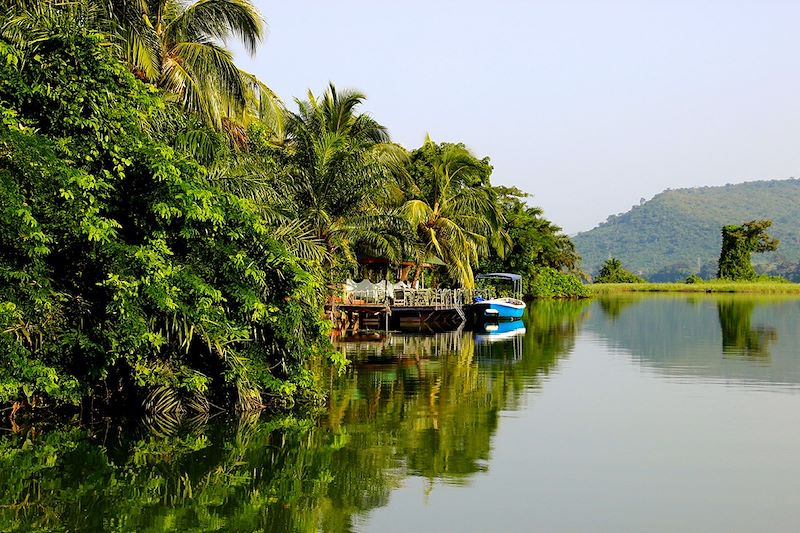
[400,139,505,288]
[717,219,779,280]
[1,0,277,131]
[594,257,645,283]
[272,83,408,278]
[489,187,582,271]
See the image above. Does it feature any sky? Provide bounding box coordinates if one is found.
[234,0,800,235]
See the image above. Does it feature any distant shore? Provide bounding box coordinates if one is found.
[590,281,800,295]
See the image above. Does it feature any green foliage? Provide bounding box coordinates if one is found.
[594,258,646,284]
[2,0,275,130]
[717,219,779,281]
[685,273,703,284]
[264,83,407,278]
[574,180,800,281]
[400,139,503,288]
[528,267,589,298]
[0,26,329,411]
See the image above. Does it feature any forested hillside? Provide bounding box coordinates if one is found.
[573,179,800,281]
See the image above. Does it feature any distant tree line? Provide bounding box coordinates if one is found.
[592,219,781,284]
[573,180,800,281]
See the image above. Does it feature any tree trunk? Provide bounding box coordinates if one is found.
[411,262,424,288]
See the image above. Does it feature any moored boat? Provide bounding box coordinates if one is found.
[480,296,526,319]
[467,273,527,321]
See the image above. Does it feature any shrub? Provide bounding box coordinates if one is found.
[529,268,589,298]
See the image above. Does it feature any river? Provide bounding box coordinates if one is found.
[2,296,800,532]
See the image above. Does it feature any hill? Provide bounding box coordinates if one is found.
[573,179,800,281]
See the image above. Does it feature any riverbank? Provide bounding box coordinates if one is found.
[590,281,800,295]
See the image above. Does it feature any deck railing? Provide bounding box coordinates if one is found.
[347,288,482,308]
[344,286,499,309]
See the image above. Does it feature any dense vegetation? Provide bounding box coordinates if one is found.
[573,179,800,281]
[0,22,331,414]
[0,1,584,416]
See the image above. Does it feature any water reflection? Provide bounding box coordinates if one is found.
[329,300,589,486]
[717,299,777,359]
[586,295,800,389]
[7,297,800,531]
[0,300,588,532]
[598,296,639,320]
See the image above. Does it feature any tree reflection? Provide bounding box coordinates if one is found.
[717,299,777,359]
[0,300,589,532]
[597,296,639,320]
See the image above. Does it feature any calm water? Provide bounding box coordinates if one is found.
[3,296,800,532]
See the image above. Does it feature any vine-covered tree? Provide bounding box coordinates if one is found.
[594,258,645,283]
[717,219,779,280]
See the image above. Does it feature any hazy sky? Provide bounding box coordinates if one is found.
[235,0,800,234]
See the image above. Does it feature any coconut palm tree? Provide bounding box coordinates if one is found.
[274,83,409,275]
[401,139,506,288]
[138,0,274,130]
[1,0,277,131]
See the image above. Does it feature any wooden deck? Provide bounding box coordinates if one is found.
[329,290,469,333]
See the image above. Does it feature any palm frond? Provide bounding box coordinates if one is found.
[401,199,434,227]
[167,0,264,56]
[159,52,207,109]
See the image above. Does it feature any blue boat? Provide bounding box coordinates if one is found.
[469,273,527,320]
[481,297,526,319]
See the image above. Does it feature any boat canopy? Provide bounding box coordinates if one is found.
[475,273,523,298]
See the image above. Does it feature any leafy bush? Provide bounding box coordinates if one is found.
[480,187,585,297]
[529,268,589,298]
[685,274,703,284]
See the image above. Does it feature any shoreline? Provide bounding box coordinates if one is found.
[589,281,800,295]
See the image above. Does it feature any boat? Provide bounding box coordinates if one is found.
[468,273,527,320]
[479,296,526,319]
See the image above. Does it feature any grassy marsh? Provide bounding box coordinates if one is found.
[590,281,800,295]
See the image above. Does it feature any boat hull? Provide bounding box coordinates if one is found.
[467,298,525,320]
[486,302,524,319]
